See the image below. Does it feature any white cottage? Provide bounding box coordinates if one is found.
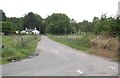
[20,28,39,35]
[32,28,39,35]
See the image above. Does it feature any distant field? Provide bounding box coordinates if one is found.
[1,35,40,64]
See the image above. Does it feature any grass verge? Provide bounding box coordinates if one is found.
[1,35,40,64]
[48,33,119,61]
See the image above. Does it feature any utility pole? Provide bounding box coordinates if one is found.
[65,26,66,35]
[39,25,41,39]
[74,26,76,36]
[39,26,40,35]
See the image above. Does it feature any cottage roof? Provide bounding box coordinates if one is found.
[25,29,33,32]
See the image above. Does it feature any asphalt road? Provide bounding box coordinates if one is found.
[2,36,118,76]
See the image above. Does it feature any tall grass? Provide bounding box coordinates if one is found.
[1,35,40,64]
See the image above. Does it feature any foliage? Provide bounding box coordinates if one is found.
[78,20,93,33]
[7,17,23,31]
[2,10,119,36]
[92,14,120,35]
[110,16,120,36]
[70,19,78,33]
[40,20,47,34]
[22,12,43,30]
[2,22,13,35]
[2,11,46,34]
[45,13,74,34]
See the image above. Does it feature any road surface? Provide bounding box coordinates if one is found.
[2,36,118,76]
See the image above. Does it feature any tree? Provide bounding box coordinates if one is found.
[2,22,12,35]
[92,14,120,36]
[92,14,111,34]
[92,17,102,34]
[40,20,47,34]
[22,12,43,31]
[7,17,23,31]
[45,13,74,34]
[70,19,78,33]
[2,11,6,21]
[77,20,93,33]
[110,16,120,36]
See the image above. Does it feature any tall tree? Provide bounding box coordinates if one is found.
[2,22,12,35]
[110,16,120,36]
[78,20,92,33]
[45,13,74,34]
[22,12,43,30]
[2,11,6,21]
[7,17,23,31]
[70,19,78,33]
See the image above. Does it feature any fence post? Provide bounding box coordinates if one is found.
[21,37,24,47]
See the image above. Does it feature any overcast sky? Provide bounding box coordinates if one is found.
[0,0,119,22]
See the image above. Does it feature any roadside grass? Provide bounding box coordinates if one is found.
[48,33,96,51]
[48,33,119,61]
[0,35,2,64]
[1,35,40,64]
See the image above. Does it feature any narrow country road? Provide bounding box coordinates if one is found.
[2,36,118,76]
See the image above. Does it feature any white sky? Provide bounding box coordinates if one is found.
[0,0,119,22]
